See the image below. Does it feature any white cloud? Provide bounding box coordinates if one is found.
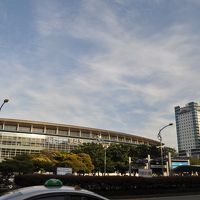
[1,0,200,149]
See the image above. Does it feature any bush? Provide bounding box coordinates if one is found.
[14,175,200,197]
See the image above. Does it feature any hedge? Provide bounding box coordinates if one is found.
[14,175,200,197]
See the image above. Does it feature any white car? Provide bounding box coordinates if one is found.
[0,179,109,200]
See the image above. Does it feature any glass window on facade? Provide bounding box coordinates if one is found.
[92,132,99,139]
[118,137,124,142]
[0,123,3,130]
[21,137,31,146]
[81,131,90,138]
[1,148,16,158]
[4,124,17,131]
[46,128,56,134]
[110,136,117,141]
[101,133,109,140]
[30,149,40,154]
[33,138,43,147]
[1,135,16,145]
[45,136,69,151]
[70,129,80,137]
[57,139,70,151]
[58,129,68,136]
[126,138,131,143]
[2,140,16,145]
[33,126,44,133]
[19,125,31,132]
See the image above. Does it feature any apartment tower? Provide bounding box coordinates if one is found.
[175,102,200,157]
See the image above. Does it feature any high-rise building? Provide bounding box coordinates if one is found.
[175,102,200,157]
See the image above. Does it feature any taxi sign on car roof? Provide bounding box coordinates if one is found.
[44,179,63,187]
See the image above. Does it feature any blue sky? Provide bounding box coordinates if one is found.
[1,0,200,149]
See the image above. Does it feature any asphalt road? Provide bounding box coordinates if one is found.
[115,194,200,200]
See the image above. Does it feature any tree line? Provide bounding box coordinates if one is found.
[0,143,176,175]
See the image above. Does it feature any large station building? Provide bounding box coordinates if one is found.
[0,118,159,162]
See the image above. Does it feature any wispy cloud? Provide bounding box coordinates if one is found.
[1,0,200,148]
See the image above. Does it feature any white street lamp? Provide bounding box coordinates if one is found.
[0,99,9,111]
[157,123,173,176]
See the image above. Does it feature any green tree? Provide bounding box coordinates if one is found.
[77,153,94,174]
[190,158,200,165]
[31,153,55,172]
[0,159,18,175]
[72,143,177,175]
[0,154,34,175]
[72,143,104,174]
[149,145,160,159]
[40,151,95,174]
[163,147,177,158]
[133,145,149,159]
[106,144,131,174]
[61,153,85,172]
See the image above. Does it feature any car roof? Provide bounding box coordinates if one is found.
[0,185,109,200]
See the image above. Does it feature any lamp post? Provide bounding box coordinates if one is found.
[103,145,107,176]
[157,123,173,176]
[0,99,9,111]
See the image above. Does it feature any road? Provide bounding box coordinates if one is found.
[115,194,200,200]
